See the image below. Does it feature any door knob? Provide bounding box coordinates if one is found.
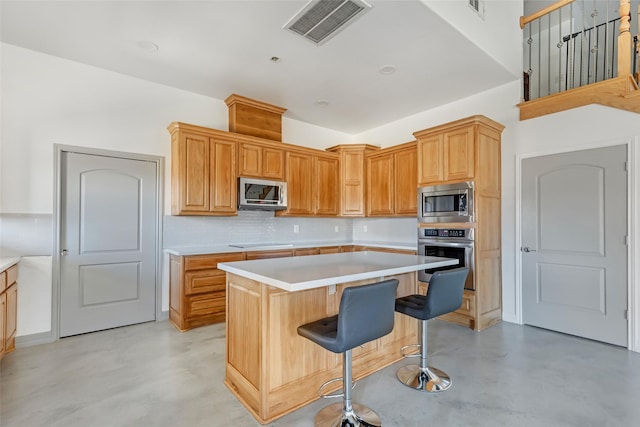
[61,249,68,256]
[521,247,536,253]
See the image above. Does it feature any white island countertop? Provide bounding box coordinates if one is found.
[218,251,458,292]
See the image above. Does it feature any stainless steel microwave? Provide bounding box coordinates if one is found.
[238,177,287,211]
[418,181,474,223]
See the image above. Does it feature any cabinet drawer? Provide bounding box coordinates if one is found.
[184,253,244,270]
[6,265,17,287]
[186,293,226,318]
[185,269,226,295]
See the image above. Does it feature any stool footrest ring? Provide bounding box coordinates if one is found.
[317,377,357,399]
[400,343,421,358]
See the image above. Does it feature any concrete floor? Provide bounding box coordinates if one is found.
[1,319,639,427]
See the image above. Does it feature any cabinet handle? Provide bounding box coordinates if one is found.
[466,300,470,310]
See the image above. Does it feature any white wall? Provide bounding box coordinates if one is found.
[0,44,355,339]
[422,0,524,77]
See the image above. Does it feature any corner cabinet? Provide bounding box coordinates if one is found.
[415,115,504,331]
[278,149,339,217]
[366,141,417,217]
[327,144,380,217]
[168,122,237,216]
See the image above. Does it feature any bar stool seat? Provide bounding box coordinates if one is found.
[298,279,399,427]
[395,267,468,392]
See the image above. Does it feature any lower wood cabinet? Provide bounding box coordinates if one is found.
[169,253,244,331]
[1,263,18,360]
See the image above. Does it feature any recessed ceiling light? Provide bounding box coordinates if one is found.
[315,100,329,107]
[136,40,159,52]
[379,65,396,75]
[270,56,281,63]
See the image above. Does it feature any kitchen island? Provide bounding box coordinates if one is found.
[218,251,457,424]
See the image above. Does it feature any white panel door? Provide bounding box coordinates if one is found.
[60,152,157,337]
[522,145,628,346]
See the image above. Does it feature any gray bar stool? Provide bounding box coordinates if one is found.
[394,267,468,392]
[297,279,399,427]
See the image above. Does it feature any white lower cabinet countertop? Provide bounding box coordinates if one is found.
[217,251,458,292]
[164,240,415,256]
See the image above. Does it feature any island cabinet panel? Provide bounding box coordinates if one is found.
[224,271,419,424]
[169,253,244,331]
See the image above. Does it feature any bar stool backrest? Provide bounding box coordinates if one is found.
[424,268,469,319]
[335,279,399,353]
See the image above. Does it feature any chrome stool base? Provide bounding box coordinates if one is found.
[396,364,451,392]
[315,402,382,427]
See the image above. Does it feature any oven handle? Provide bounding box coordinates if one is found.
[418,239,474,248]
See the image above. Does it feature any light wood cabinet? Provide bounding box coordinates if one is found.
[327,144,380,217]
[279,149,340,217]
[168,122,237,216]
[414,115,504,331]
[238,142,284,180]
[0,263,18,360]
[366,141,417,217]
[169,252,244,331]
[245,250,294,260]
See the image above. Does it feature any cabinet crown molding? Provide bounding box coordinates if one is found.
[413,115,505,138]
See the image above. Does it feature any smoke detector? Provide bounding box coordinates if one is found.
[284,0,372,45]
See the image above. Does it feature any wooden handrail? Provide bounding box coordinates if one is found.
[520,0,576,29]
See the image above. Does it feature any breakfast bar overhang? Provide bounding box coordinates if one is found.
[218,251,458,424]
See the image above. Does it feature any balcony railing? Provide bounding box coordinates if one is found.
[518,0,640,119]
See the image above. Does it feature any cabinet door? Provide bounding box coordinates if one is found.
[367,154,394,216]
[417,134,443,185]
[0,292,5,357]
[443,127,474,182]
[341,150,365,216]
[285,152,314,215]
[394,147,417,215]
[315,155,339,216]
[239,143,262,177]
[262,147,284,180]
[210,139,237,213]
[175,132,210,213]
[5,284,17,351]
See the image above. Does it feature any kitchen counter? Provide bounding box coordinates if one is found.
[223,251,457,424]
[0,257,20,272]
[218,251,456,292]
[164,240,415,256]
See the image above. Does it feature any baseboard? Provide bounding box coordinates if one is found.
[15,331,55,348]
[158,310,169,321]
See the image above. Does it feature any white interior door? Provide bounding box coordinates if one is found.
[60,152,158,337]
[522,145,628,346]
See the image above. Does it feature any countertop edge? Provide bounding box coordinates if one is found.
[0,257,20,272]
[165,241,416,256]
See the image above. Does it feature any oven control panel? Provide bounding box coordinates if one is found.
[422,228,467,238]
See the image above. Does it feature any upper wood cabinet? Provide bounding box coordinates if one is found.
[168,122,237,216]
[366,142,417,217]
[279,149,339,217]
[327,144,379,217]
[414,116,502,187]
[238,142,284,180]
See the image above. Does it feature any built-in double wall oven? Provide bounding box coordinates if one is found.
[418,227,475,290]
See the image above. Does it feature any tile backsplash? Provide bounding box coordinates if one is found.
[163,211,417,248]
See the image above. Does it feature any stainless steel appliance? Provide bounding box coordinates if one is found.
[418,181,474,223]
[238,177,287,211]
[418,227,475,290]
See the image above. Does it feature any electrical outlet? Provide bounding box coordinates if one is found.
[294,224,299,233]
[334,226,339,232]
[363,225,368,232]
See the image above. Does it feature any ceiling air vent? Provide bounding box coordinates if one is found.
[284,0,372,45]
